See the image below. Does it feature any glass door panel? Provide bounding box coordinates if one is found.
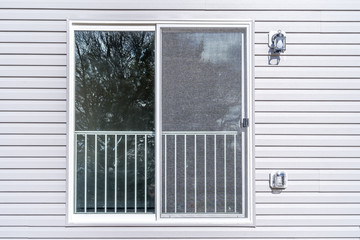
[160,27,244,217]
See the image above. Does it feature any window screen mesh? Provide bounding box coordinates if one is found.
[161,28,243,216]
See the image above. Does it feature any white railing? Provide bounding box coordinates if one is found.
[75,131,154,214]
[75,130,239,215]
[162,131,238,215]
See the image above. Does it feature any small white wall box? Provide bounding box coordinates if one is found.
[270,171,288,189]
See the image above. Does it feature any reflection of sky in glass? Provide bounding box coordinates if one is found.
[162,28,242,132]
[200,32,242,67]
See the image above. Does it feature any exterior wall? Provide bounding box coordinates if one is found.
[0,0,359,238]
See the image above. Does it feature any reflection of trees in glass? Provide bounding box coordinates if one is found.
[74,31,155,213]
[75,31,155,131]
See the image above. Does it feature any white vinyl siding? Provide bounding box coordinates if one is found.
[0,0,359,238]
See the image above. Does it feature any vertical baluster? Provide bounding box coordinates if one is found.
[184,134,187,213]
[144,134,147,213]
[74,133,77,213]
[125,135,127,213]
[234,134,236,213]
[94,134,97,213]
[104,134,107,213]
[194,135,197,213]
[135,135,137,213]
[84,134,87,213]
[204,134,207,213]
[164,135,167,213]
[224,134,226,213]
[174,135,177,213]
[242,132,245,215]
[114,135,117,213]
[214,135,217,213]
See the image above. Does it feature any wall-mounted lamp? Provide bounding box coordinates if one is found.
[269,30,286,53]
[270,171,288,189]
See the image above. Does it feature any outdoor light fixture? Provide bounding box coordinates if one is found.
[269,30,286,53]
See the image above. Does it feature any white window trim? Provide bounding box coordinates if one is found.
[67,20,255,227]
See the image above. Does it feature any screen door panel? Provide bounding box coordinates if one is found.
[161,27,243,216]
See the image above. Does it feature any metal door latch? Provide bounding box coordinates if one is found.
[242,118,249,128]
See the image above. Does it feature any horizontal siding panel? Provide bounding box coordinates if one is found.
[256,181,360,192]
[256,147,360,157]
[322,11,360,21]
[0,89,66,99]
[320,181,360,192]
[0,112,66,122]
[0,204,65,215]
[0,78,66,88]
[5,215,359,227]
[14,19,360,37]
[2,0,356,10]
[256,180,320,192]
[256,170,360,181]
[256,158,360,169]
[255,102,360,112]
[0,170,65,180]
[255,22,320,33]
[0,101,66,111]
[0,239,355,240]
[205,0,360,10]
[255,67,360,78]
[0,0,206,10]
[0,0,358,10]
[0,236,359,240]
[0,123,65,134]
[256,113,360,123]
[0,158,66,168]
[255,44,360,56]
[256,90,360,101]
[0,181,65,191]
[255,56,360,67]
[257,203,360,215]
[0,215,65,227]
[255,33,360,45]
[0,226,358,238]
[0,10,358,21]
[0,55,66,65]
[319,171,360,181]
[0,135,65,145]
[0,32,66,43]
[256,216,360,226]
[256,135,360,147]
[255,79,360,90]
[256,193,360,203]
[255,124,360,135]
[0,146,65,157]
[0,66,66,77]
[0,192,65,203]
[0,20,65,31]
[0,43,65,54]
[0,9,320,21]
[255,22,360,33]
[0,10,322,21]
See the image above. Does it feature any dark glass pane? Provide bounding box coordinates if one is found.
[75,31,155,131]
[74,31,155,214]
